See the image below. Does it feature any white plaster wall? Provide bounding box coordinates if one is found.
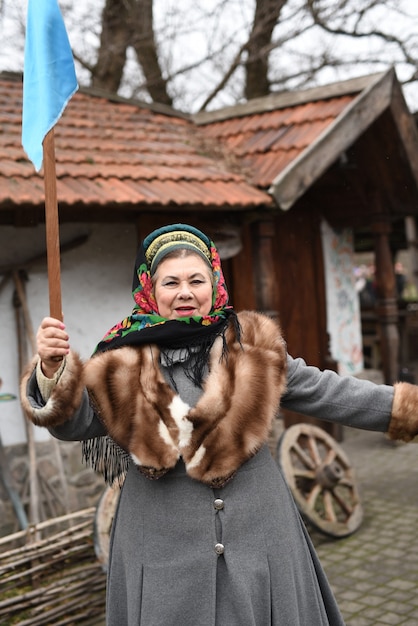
[0,222,137,445]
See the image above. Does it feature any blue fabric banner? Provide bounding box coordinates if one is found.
[21,0,78,171]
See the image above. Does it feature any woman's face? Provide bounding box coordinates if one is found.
[153,253,213,319]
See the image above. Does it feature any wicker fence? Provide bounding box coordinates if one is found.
[0,508,106,625]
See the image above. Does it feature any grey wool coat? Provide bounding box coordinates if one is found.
[22,311,396,626]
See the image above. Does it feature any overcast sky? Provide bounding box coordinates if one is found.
[1,0,418,113]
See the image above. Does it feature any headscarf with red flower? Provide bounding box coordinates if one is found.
[93,224,239,371]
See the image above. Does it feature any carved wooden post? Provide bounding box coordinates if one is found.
[405,216,418,293]
[370,197,399,384]
[255,220,279,320]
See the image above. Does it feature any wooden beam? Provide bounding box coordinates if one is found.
[389,78,418,190]
[193,72,386,125]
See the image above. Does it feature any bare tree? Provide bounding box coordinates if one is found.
[90,0,172,104]
[244,0,287,99]
[2,0,418,112]
[92,0,131,93]
[130,0,172,105]
[91,0,288,105]
[304,0,418,86]
[87,0,418,111]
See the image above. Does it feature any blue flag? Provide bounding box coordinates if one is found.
[22,0,78,171]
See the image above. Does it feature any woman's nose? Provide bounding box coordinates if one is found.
[178,283,192,298]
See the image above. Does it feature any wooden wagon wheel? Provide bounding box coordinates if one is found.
[94,485,120,571]
[277,423,363,538]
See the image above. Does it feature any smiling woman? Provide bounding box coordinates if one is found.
[20,222,418,626]
[153,253,213,319]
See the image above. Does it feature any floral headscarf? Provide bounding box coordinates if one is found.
[94,224,234,354]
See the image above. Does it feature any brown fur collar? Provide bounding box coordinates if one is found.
[20,351,84,428]
[387,382,418,443]
[84,311,287,486]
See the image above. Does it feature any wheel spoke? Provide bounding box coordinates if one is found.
[323,490,337,522]
[306,483,322,508]
[307,433,322,466]
[291,442,316,470]
[330,487,355,516]
[293,469,316,480]
[324,448,337,465]
[338,476,354,488]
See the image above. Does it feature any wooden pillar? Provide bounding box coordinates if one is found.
[370,197,399,384]
[259,212,342,441]
[228,222,258,312]
[405,216,418,293]
[253,220,280,319]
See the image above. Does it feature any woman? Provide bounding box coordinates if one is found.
[21,223,418,626]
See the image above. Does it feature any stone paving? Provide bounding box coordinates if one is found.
[310,426,418,626]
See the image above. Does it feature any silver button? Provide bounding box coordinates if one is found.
[215,543,225,555]
[214,498,224,510]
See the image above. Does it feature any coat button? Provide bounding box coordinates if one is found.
[214,498,224,510]
[215,543,225,555]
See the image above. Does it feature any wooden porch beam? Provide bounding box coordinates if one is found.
[370,193,400,384]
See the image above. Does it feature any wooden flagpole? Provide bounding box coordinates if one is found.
[42,128,63,322]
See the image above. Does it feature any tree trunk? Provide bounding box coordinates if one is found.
[131,0,173,106]
[244,0,286,100]
[92,0,172,106]
[92,0,131,92]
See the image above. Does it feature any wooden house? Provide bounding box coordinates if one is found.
[1,68,418,437]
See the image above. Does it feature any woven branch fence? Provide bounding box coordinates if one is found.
[0,508,106,625]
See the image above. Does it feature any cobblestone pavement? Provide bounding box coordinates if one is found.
[310,426,418,626]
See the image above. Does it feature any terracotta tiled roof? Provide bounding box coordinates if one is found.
[0,75,271,215]
[2,70,415,218]
[194,70,418,211]
[196,93,356,189]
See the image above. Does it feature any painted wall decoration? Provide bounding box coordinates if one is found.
[321,220,364,376]
[0,379,16,402]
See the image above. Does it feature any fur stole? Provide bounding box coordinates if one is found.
[84,311,287,486]
[22,311,288,487]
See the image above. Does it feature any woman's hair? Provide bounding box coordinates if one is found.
[153,248,214,284]
[158,247,198,261]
